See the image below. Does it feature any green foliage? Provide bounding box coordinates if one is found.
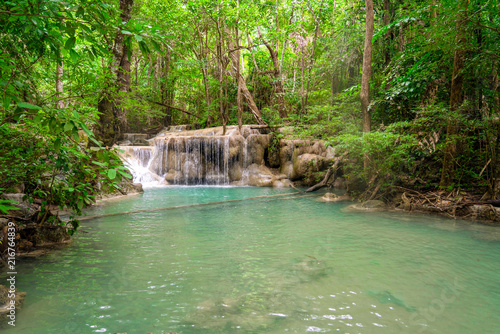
[0,199,19,215]
[336,127,419,187]
[0,105,131,231]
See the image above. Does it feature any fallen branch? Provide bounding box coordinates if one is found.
[305,154,344,193]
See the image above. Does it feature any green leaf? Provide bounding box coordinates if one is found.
[122,30,133,35]
[17,102,42,110]
[4,96,11,109]
[72,128,80,141]
[54,139,61,151]
[138,41,150,55]
[64,122,73,132]
[107,169,117,180]
[70,49,79,63]
[117,170,132,179]
[134,34,143,42]
[65,37,76,50]
[151,40,162,52]
[92,161,107,167]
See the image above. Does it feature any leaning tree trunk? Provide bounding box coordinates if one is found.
[97,0,133,147]
[257,28,287,119]
[440,0,468,187]
[227,33,265,125]
[361,0,374,170]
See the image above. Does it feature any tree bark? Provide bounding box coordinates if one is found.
[236,0,243,131]
[361,0,374,171]
[228,35,265,125]
[113,0,133,132]
[383,0,391,66]
[257,27,287,119]
[361,0,374,135]
[305,155,344,192]
[55,50,64,109]
[303,1,324,114]
[440,0,468,187]
[97,0,134,147]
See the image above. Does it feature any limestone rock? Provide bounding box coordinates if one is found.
[272,179,293,188]
[228,164,243,182]
[0,284,26,320]
[332,177,346,189]
[131,183,144,193]
[117,139,132,146]
[291,154,329,180]
[344,200,386,212]
[317,193,350,202]
[1,193,37,218]
[245,164,275,187]
[246,134,270,165]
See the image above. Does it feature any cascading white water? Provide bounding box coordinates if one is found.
[121,147,162,186]
[119,124,332,188]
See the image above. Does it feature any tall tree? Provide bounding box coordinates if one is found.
[360,0,374,136]
[97,0,134,147]
[440,0,468,187]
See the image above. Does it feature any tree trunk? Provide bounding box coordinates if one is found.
[440,0,468,187]
[228,35,265,125]
[236,0,243,131]
[56,50,64,109]
[216,13,226,135]
[361,0,374,135]
[361,0,374,171]
[113,0,133,133]
[97,0,134,146]
[257,27,287,119]
[160,49,173,126]
[303,1,324,114]
[383,0,391,66]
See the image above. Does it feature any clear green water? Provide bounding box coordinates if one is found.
[3,187,500,334]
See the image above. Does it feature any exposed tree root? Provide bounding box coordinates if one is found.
[393,187,498,220]
[305,155,344,193]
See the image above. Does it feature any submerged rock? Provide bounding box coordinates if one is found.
[131,183,144,193]
[368,290,416,313]
[0,284,26,322]
[344,200,387,212]
[317,192,350,202]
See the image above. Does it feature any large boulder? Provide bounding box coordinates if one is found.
[245,164,275,187]
[228,163,243,182]
[291,154,329,180]
[229,135,244,160]
[245,134,270,165]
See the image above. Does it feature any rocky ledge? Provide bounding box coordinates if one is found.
[119,125,340,188]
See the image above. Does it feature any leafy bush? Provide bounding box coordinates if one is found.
[0,104,131,233]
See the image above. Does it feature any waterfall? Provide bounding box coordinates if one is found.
[118,124,329,188]
[120,146,162,187]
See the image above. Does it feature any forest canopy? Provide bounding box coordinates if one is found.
[1,0,500,210]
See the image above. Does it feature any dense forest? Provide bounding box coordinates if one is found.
[1,0,500,221]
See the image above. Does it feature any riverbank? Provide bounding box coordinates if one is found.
[319,189,500,226]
